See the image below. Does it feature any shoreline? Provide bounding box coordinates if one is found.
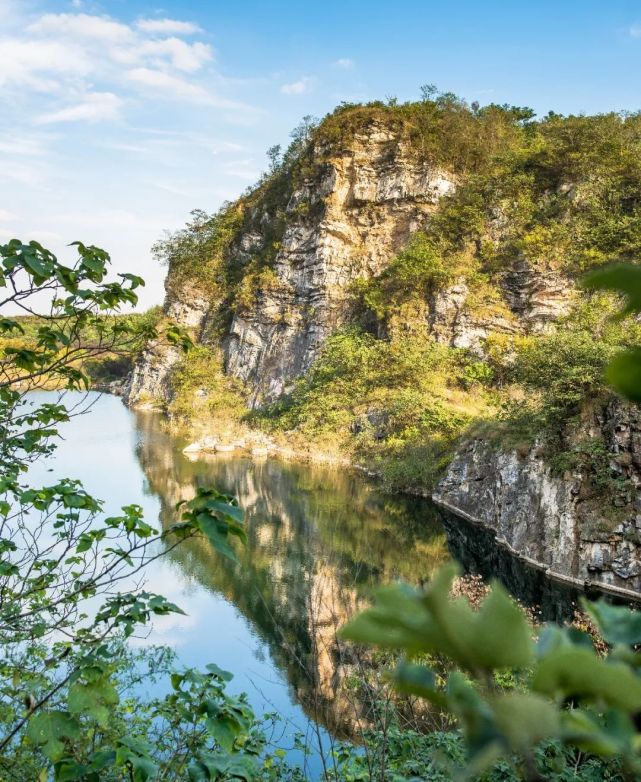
[128,394,641,605]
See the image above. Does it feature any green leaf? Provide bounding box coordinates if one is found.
[206,663,234,681]
[27,711,80,761]
[489,692,560,751]
[561,708,637,757]
[532,647,641,712]
[342,563,534,672]
[393,661,444,703]
[68,678,119,727]
[583,598,641,646]
[206,714,239,752]
[582,263,641,316]
[605,347,641,403]
[204,499,244,523]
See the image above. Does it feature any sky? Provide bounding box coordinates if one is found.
[3,0,641,309]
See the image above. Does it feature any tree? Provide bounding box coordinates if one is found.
[0,240,253,780]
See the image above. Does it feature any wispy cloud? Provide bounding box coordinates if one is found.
[28,12,133,42]
[630,23,641,37]
[280,77,314,95]
[136,18,202,35]
[333,58,354,69]
[126,68,247,110]
[36,92,123,124]
[0,9,245,122]
[0,38,91,90]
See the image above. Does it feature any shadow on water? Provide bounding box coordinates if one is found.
[439,510,582,623]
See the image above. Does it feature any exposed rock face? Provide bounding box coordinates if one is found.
[501,260,575,330]
[434,399,641,593]
[124,284,209,407]
[224,123,456,405]
[428,279,519,353]
[128,119,579,409]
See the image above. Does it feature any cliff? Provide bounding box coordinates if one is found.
[435,399,641,594]
[126,97,641,594]
[127,120,459,407]
[126,103,577,411]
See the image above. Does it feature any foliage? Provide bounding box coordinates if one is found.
[0,239,257,780]
[342,563,641,780]
[256,327,487,490]
[511,329,618,424]
[152,207,245,293]
[168,345,247,426]
[330,727,621,782]
[352,233,452,322]
[1,642,303,781]
[0,305,163,388]
[583,263,641,402]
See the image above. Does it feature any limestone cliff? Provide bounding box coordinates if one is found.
[127,120,461,407]
[224,124,455,404]
[434,399,641,595]
[126,114,575,408]
[125,100,641,596]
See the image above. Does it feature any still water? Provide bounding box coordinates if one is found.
[27,391,578,773]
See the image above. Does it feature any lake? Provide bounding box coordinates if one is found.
[25,390,579,775]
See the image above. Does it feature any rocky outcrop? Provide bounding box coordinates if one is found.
[128,116,581,409]
[124,284,209,408]
[434,399,641,595]
[428,279,519,353]
[501,260,575,330]
[224,123,456,406]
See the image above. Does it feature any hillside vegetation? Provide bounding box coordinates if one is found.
[153,92,641,493]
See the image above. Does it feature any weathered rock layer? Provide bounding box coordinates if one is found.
[434,399,641,594]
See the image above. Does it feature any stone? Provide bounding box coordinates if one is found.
[435,398,641,592]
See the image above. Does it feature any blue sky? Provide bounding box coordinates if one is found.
[2,0,641,308]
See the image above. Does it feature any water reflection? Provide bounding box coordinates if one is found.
[440,511,581,623]
[30,391,590,755]
[133,409,451,735]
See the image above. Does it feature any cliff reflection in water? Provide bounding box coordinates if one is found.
[133,410,450,735]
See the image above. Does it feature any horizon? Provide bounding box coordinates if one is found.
[3,0,641,308]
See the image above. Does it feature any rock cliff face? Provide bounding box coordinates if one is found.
[125,108,640,596]
[125,283,208,407]
[223,124,457,405]
[434,399,641,594]
[127,120,577,408]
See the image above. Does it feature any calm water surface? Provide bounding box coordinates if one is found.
[26,391,578,774]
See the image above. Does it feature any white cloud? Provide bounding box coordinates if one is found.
[334,58,354,69]
[0,209,16,221]
[28,13,133,43]
[0,133,51,157]
[0,10,247,124]
[0,160,45,186]
[280,77,313,95]
[0,38,91,89]
[127,68,251,111]
[136,18,202,35]
[36,92,123,124]
[138,37,213,72]
[126,67,214,104]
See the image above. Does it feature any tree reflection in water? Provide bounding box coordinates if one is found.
[133,408,582,744]
[133,410,450,738]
